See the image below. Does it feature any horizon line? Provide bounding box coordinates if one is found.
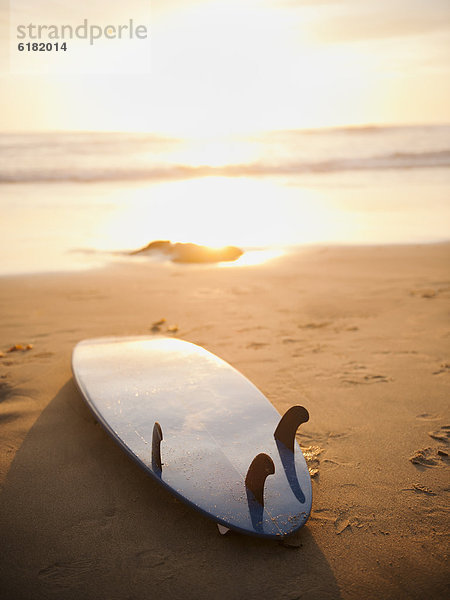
[0,120,449,137]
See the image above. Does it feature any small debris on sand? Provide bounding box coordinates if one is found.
[7,344,33,353]
[150,320,180,335]
[8,344,24,352]
[301,445,323,478]
[150,318,166,332]
[301,445,323,461]
[153,318,166,327]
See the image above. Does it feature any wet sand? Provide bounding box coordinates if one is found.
[0,243,449,599]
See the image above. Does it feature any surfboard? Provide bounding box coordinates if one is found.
[72,336,312,539]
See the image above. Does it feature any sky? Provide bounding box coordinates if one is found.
[0,0,449,134]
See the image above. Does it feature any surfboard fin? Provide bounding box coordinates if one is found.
[274,406,309,452]
[152,422,163,472]
[245,453,275,507]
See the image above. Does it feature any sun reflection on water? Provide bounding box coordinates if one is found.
[99,176,344,253]
[219,248,286,268]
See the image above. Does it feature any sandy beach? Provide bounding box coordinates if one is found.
[0,243,449,600]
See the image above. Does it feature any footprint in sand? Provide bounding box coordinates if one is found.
[345,362,367,370]
[246,342,269,350]
[410,288,439,299]
[0,380,15,403]
[296,430,353,478]
[312,509,371,535]
[428,425,450,444]
[334,514,352,535]
[416,413,441,421]
[409,447,449,467]
[410,285,450,299]
[298,322,330,330]
[341,373,391,385]
[341,363,392,385]
[322,457,358,470]
[237,326,267,333]
[0,411,20,424]
[33,352,55,359]
[299,430,351,445]
[401,484,437,496]
[432,363,450,375]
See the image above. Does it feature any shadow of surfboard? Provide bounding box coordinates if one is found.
[0,379,342,600]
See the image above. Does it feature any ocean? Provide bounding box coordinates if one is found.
[1,124,449,274]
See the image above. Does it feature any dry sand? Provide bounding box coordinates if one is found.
[0,243,449,600]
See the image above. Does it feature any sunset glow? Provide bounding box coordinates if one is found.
[1,1,449,274]
[2,0,449,134]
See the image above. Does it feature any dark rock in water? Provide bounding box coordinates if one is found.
[130,240,243,264]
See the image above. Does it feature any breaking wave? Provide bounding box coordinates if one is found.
[1,149,449,183]
[1,125,449,183]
